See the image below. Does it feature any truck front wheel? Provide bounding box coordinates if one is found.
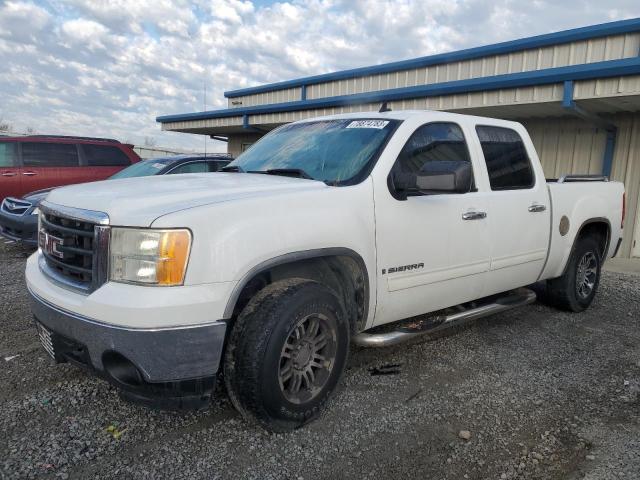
[546,236,602,312]
[223,278,350,432]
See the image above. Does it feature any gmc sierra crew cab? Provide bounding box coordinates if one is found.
[26,111,625,432]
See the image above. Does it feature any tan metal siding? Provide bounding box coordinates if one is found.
[609,113,640,258]
[227,87,301,109]
[522,118,606,177]
[250,103,382,125]
[523,113,640,258]
[160,116,244,131]
[574,74,640,99]
[242,84,565,126]
[302,33,640,101]
[224,34,640,108]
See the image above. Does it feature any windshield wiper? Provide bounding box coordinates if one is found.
[256,168,314,180]
[221,165,245,172]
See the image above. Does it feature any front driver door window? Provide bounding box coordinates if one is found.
[373,122,491,326]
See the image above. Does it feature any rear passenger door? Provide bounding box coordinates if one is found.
[21,142,81,193]
[0,141,22,200]
[80,144,132,181]
[475,125,550,295]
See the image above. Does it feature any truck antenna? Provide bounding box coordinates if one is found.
[379,102,391,113]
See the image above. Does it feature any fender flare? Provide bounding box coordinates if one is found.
[560,217,611,277]
[222,247,370,321]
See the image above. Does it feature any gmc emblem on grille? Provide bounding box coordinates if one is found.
[39,230,64,259]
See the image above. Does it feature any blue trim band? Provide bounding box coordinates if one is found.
[224,18,640,98]
[157,57,640,124]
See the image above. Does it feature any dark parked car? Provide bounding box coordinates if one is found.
[0,154,232,246]
[0,135,141,201]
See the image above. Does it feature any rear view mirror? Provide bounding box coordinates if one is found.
[391,160,473,200]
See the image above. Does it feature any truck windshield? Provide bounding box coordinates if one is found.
[227,119,399,184]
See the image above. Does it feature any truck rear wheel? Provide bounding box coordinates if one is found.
[546,236,602,312]
[224,278,349,432]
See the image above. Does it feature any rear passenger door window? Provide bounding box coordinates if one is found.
[168,162,208,174]
[476,126,534,190]
[82,145,131,166]
[22,142,79,167]
[0,142,17,167]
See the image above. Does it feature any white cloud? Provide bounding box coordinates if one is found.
[0,0,639,150]
[61,18,112,50]
[0,1,51,42]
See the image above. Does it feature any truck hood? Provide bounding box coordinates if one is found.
[45,173,327,226]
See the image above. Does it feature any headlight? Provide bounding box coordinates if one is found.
[110,228,192,286]
[31,207,40,215]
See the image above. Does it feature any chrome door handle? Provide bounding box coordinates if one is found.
[528,204,546,213]
[1,172,17,177]
[462,211,487,220]
[22,172,37,176]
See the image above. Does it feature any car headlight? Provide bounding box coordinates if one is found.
[31,207,40,215]
[109,228,192,286]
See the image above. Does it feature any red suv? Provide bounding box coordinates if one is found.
[0,135,141,200]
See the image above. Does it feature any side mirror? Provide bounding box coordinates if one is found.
[391,160,472,200]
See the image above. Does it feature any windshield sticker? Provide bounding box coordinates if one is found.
[151,163,165,169]
[346,120,389,129]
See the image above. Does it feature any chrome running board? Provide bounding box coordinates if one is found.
[353,288,536,348]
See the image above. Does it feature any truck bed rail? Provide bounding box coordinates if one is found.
[552,174,609,183]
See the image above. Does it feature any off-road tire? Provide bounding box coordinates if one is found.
[223,278,349,432]
[546,236,602,312]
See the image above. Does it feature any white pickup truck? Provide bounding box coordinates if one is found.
[26,110,625,431]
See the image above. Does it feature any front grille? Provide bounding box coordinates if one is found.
[1,224,37,241]
[41,212,95,285]
[1,197,31,216]
[38,202,110,293]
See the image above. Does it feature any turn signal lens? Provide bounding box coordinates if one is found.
[110,228,192,286]
[156,230,192,285]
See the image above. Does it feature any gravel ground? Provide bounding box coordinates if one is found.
[1,240,639,480]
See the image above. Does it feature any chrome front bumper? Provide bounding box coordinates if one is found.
[28,287,227,383]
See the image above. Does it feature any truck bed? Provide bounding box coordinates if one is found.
[539,177,624,281]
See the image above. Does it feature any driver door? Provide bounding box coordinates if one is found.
[373,122,491,326]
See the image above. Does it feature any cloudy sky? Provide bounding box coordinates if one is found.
[0,0,639,152]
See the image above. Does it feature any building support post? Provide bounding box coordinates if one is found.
[602,128,616,178]
[562,80,617,178]
[242,114,267,134]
